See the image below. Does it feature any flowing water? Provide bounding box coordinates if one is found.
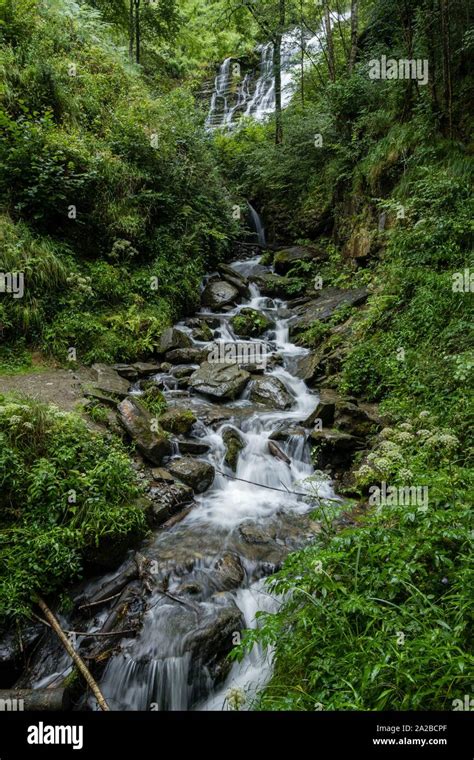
[27,243,336,711]
[206,13,350,129]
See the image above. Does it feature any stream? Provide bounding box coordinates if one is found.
[24,243,336,711]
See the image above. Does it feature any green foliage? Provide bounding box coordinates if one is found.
[0,394,146,621]
[237,415,473,709]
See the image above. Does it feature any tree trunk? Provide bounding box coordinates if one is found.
[0,688,69,711]
[440,0,452,136]
[274,0,285,144]
[134,0,140,65]
[324,2,336,82]
[349,0,359,73]
[129,0,134,62]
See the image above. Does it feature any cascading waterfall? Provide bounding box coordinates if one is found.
[206,13,350,130]
[27,214,337,711]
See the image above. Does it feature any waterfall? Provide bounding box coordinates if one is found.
[206,13,350,130]
[247,202,266,246]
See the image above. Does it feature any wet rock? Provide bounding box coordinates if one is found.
[159,327,192,354]
[132,362,161,377]
[334,400,383,438]
[230,307,271,338]
[165,347,207,364]
[294,350,324,384]
[117,397,172,465]
[189,362,250,400]
[303,389,339,428]
[222,426,245,471]
[168,457,215,493]
[239,522,273,545]
[269,424,306,442]
[201,280,239,310]
[273,245,327,275]
[112,364,139,381]
[212,552,245,591]
[160,408,196,435]
[147,482,194,525]
[217,263,250,298]
[176,439,211,456]
[169,365,198,379]
[185,598,244,683]
[249,375,292,409]
[150,467,175,483]
[310,429,359,471]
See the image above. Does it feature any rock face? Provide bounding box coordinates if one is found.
[273,245,326,275]
[291,287,369,334]
[303,389,339,428]
[159,327,192,354]
[249,375,292,409]
[310,429,359,470]
[168,457,215,493]
[117,397,171,465]
[222,426,245,470]
[294,351,323,384]
[201,280,239,309]
[160,408,196,435]
[189,362,250,400]
[230,307,271,338]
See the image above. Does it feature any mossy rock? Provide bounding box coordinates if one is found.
[231,308,271,338]
[160,408,197,435]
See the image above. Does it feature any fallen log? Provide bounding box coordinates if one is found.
[37,597,110,712]
[0,688,68,711]
[268,440,291,464]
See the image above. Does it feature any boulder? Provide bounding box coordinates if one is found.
[168,457,215,493]
[230,308,271,338]
[147,481,194,526]
[222,426,245,471]
[160,408,196,435]
[294,350,324,384]
[249,375,292,409]
[334,400,381,438]
[176,439,211,456]
[169,365,197,379]
[159,327,192,354]
[217,263,250,298]
[201,280,239,310]
[250,272,306,299]
[302,389,339,428]
[165,347,207,364]
[189,362,250,400]
[112,364,139,381]
[132,362,161,377]
[117,397,172,465]
[310,429,359,470]
[273,245,326,275]
[212,552,245,591]
[89,364,130,399]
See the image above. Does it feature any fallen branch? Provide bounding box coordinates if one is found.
[36,597,110,712]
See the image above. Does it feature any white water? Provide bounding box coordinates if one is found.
[206,14,350,129]
[30,243,336,711]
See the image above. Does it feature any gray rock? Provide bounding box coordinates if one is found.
[89,364,130,398]
[201,280,239,309]
[303,389,339,428]
[147,481,194,525]
[291,288,369,334]
[159,327,192,354]
[160,408,196,435]
[168,457,215,493]
[230,307,272,338]
[132,362,161,376]
[294,351,324,384]
[117,397,172,465]
[189,362,250,400]
[249,375,292,409]
[310,429,359,471]
[165,347,207,364]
